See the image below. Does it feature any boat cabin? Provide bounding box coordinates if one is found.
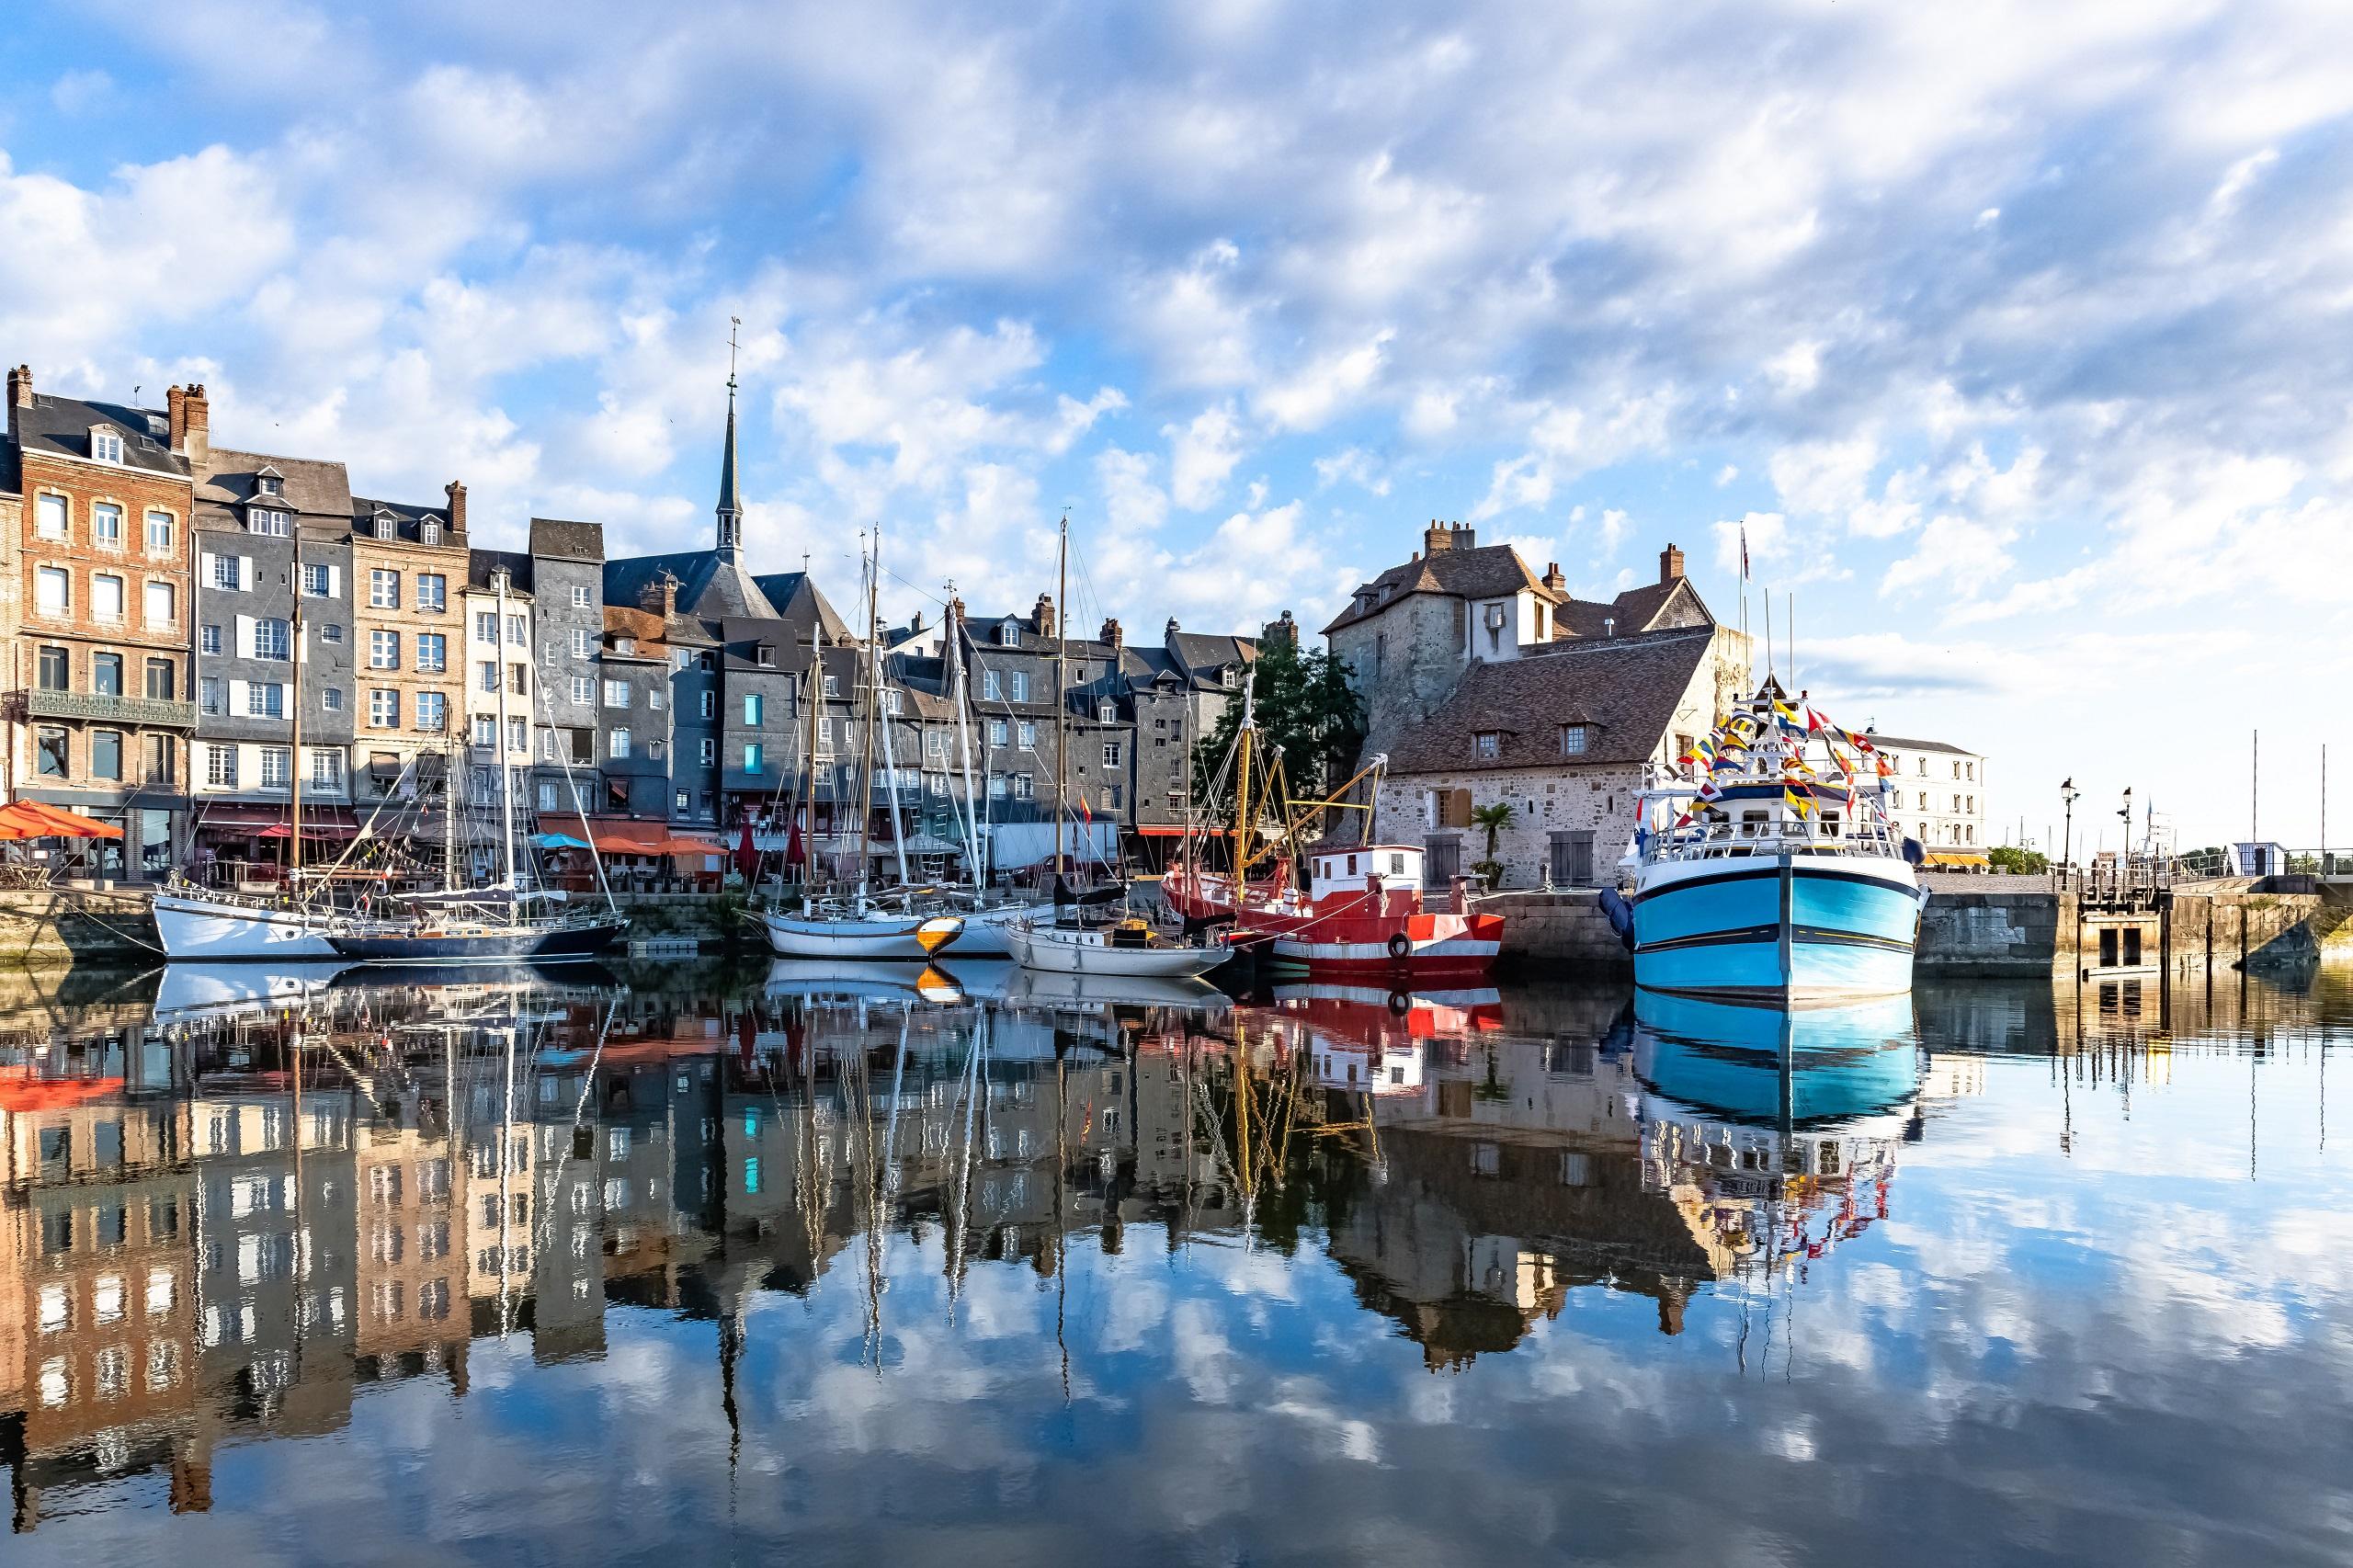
[1307,844,1424,899]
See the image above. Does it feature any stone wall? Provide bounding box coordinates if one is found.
[1481,890,1632,976]
[1915,889,2071,975]
[0,888,165,970]
[2164,883,2325,973]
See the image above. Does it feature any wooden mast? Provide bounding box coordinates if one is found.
[801,619,824,905]
[492,568,518,890]
[854,538,881,894]
[290,565,305,890]
[1052,513,1069,885]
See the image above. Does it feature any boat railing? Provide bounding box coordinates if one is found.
[1648,820,1906,864]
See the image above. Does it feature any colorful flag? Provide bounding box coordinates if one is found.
[1784,787,1814,819]
[1740,524,1750,581]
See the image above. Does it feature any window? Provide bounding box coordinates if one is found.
[145,733,175,784]
[1561,724,1588,756]
[988,718,1008,747]
[1101,785,1120,812]
[415,691,443,730]
[210,552,244,591]
[95,502,124,547]
[311,749,343,790]
[611,728,631,760]
[1474,732,1501,761]
[508,663,528,696]
[146,509,175,554]
[1017,721,1037,749]
[988,772,1008,800]
[370,629,401,669]
[742,692,762,725]
[699,737,716,766]
[996,623,1018,645]
[605,680,631,709]
[93,653,123,694]
[676,789,690,813]
[373,514,395,540]
[206,744,238,788]
[572,585,593,608]
[416,631,447,672]
[502,614,525,646]
[613,636,636,656]
[144,579,177,627]
[742,742,762,774]
[1012,773,1035,800]
[418,573,447,611]
[200,676,223,715]
[881,688,902,715]
[572,675,594,705]
[36,493,67,540]
[369,688,400,728]
[93,573,125,620]
[570,628,594,659]
[508,717,528,755]
[322,687,343,712]
[247,682,284,719]
[92,729,122,780]
[36,727,67,778]
[255,617,290,661]
[756,642,776,667]
[92,427,123,463]
[249,507,291,537]
[1103,741,1122,767]
[145,658,175,699]
[422,518,443,547]
[472,715,497,750]
[478,661,499,693]
[320,621,343,643]
[1010,671,1029,702]
[301,562,333,597]
[824,674,840,697]
[1097,700,1116,722]
[370,569,400,608]
[36,566,68,614]
[540,780,560,812]
[926,729,947,759]
[37,646,68,690]
[260,746,291,789]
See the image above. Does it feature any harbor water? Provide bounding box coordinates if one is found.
[1,961,2348,1565]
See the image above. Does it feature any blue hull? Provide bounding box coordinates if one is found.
[1631,858,1920,1002]
[1632,990,1920,1125]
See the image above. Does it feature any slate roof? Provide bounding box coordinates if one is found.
[351,494,466,549]
[1552,578,1705,639]
[1382,627,1717,776]
[1862,732,1975,756]
[529,517,605,562]
[752,571,854,642]
[1324,543,1557,635]
[606,550,778,621]
[196,448,354,522]
[465,547,534,595]
[10,392,186,479]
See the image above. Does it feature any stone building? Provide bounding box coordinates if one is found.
[593,598,676,822]
[524,518,608,818]
[188,441,358,863]
[1325,523,1714,756]
[5,367,197,877]
[347,490,469,809]
[1866,733,1989,866]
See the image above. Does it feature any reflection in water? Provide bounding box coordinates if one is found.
[0,962,2347,1562]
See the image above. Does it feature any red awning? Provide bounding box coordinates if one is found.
[1137,824,1229,837]
[0,801,124,840]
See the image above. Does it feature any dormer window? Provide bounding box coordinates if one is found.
[756,642,776,667]
[90,426,124,464]
[257,472,283,496]
[1560,724,1590,756]
[1221,665,1236,688]
[882,689,903,715]
[995,623,1019,646]
[614,636,637,655]
[373,515,395,541]
[421,520,441,547]
[249,507,292,538]
[1097,700,1116,722]
[1474,733,1502,761]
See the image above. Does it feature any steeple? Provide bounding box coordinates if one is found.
[716,316,745,562]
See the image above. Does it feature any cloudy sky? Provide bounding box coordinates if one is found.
[5,0,2347,847]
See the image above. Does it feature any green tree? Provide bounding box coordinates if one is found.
[1191,631,1368,807]
[1470,801,1515,886]
[1986,845,2049,874]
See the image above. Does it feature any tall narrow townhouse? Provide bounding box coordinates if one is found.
[460,551,536,868]
[5,367,196,879]
[188,442,358,869]
[347,490,468,812]
[523,519,605,822]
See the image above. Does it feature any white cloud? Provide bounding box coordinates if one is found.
[1164,402,1247,510]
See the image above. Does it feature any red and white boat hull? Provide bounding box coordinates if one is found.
[1269,912,1505,982]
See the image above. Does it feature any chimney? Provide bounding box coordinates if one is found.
[1456,522,1476,550]
[1659,541,1685,584]
[1542,561,1567,594]
[1165,616,1181,642]
[1031,592,1056,638]
[1603,617,1616,638]
[1423,519,1452,554]
[638,568,678,619]
[1100,616,1123,650]
[1265,608,1298,648]
[909,608,925,634]
[166,384,188,451]
[444,480,468,536]
[178,381,209,464]
[6,364,28,442]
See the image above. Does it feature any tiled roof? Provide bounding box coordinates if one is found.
[529,517,605,562]
[197,448,353,521]
[1323,543,1557,635]
[1382,627,1717,776]
[11,392,187,478]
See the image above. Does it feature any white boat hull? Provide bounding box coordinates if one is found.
[1006,922,1225,978]
[757,907,963,960]
[153,893,341,960]
[938,900,1031,957]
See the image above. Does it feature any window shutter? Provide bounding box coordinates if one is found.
[229,678,249,713]
[326,563,342,597]
[236,613,256,657]
[236,556,254,591]
[200,550,218,585]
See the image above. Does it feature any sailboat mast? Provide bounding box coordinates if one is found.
[872,532,911,886]
[802,622,824,902]
[1053,515,1068,882]
[947,593,983,887]
[1234,673,1255,883]
[855,542,881,892]
[290,572,305,886]
[493,568,518,889]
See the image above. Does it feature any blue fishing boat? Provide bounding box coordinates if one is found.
[1620,687,1927,1003]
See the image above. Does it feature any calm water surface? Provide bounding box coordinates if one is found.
[3,960,2349,1566]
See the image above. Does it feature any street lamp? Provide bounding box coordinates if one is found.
[2061,778,2079,883]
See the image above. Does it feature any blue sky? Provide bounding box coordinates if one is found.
[4,0,2347,848]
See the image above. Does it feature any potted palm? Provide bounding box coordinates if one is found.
[1470,801,1514,889]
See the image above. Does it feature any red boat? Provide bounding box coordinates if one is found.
[1165,842,1505,983]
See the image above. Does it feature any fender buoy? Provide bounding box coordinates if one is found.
[1386,990,1410,1017]
[1386,932,1412,961]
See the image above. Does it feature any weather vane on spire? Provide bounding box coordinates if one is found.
[727,315,741,392]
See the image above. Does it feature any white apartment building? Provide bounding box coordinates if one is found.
[1866,733,1988,866]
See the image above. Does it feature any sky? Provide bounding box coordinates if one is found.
[2,0,2347,850]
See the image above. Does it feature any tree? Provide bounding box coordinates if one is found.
[1986,845,2049,874]
[1191,631,1368,808]
[1470,801,1515,886]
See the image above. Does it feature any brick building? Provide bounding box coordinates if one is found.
[5,367,197,877]
[347,491,469,813]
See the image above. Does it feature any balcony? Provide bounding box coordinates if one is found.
[28,689,198,728]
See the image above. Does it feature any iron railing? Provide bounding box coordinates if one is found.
[27,689,198,727]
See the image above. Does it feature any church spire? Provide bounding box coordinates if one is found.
[716,316,744,562]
